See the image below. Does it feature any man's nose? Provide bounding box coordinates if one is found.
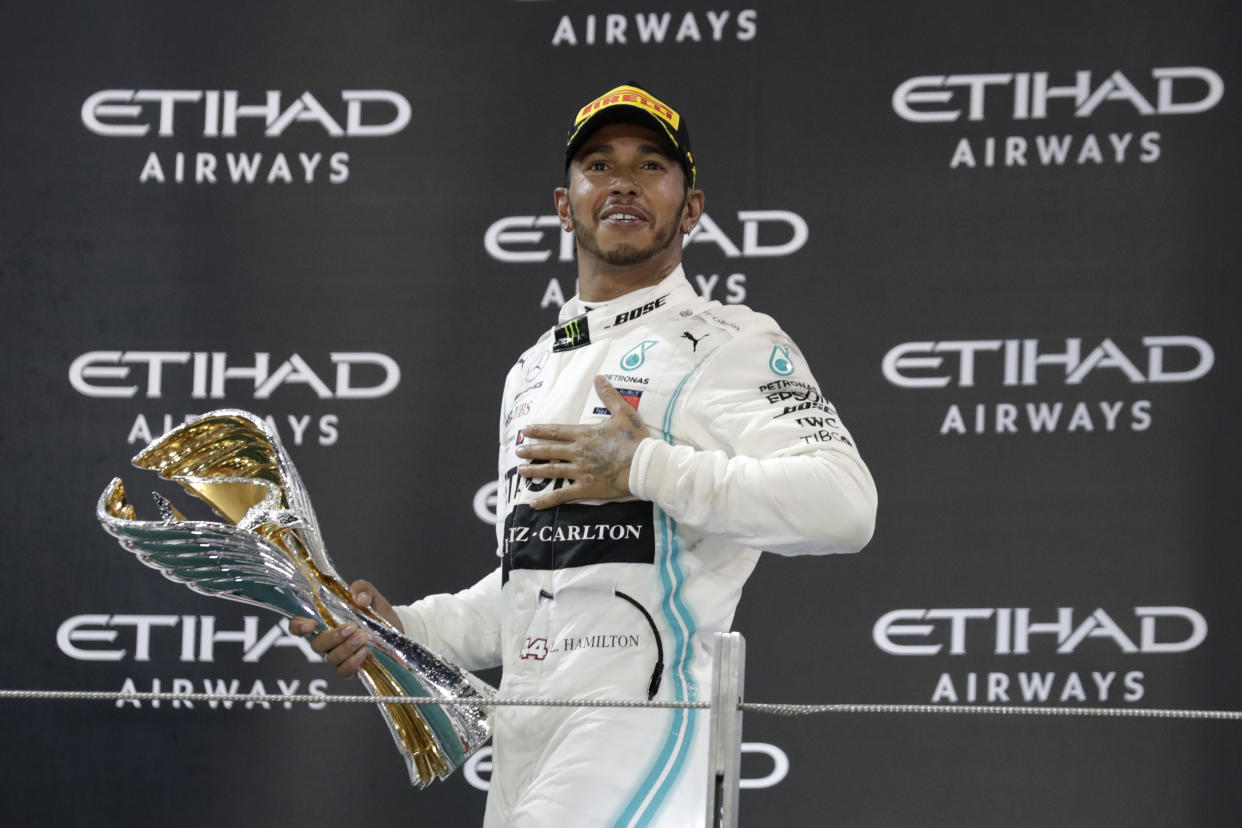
[609,173,641,194]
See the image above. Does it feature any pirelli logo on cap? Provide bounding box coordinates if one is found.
[575,86,680,130]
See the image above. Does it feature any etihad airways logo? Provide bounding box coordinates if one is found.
[874,606,1207,656]
[882,336,1213,388]
[891,67,1224,170]
[70,351,402,448]
[69,351,401,399]
[892,68,1223,122]
[881,335,1213,436]
[82,89,412,185]
[550,9,757,46]
[485,210,807,263]
[488,208,803,309]
[57,613,329,711]
[82,90,411,137]
[874,605,1208,706]
[58,613,320,663]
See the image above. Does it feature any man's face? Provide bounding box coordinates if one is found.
[556,123,703,270]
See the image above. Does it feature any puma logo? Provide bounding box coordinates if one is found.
[681,331,709,352]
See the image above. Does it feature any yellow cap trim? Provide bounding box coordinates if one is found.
[573,85,681,131]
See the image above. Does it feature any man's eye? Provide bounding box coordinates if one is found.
[587,160,608,171]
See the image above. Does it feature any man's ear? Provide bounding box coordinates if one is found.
[681,189,705,235]
[554,186,572,231]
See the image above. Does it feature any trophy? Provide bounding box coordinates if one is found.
[96,409,493,786]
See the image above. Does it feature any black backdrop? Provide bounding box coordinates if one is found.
[2,1,1239,825]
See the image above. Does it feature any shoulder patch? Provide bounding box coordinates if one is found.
[769,345,796,376]
[696,304,782,340]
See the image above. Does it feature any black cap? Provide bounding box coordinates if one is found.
[564,84,696,187]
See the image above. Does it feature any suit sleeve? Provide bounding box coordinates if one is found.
[628,333,877,556]
[393,567,504,671]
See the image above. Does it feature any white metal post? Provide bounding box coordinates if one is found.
[706,631,745,828]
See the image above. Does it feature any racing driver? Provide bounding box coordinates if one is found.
[292,82,878,827]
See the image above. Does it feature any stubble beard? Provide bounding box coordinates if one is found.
[570,202,682,268]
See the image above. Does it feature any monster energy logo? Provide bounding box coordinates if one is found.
[553,315,591,352]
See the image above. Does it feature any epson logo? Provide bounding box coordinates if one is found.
[69,351,401,400]
[873,607,1207,656]
[882,336,1213,389]
[82,89,411,138]
[893,67,1223,122]
[485,210,808,263]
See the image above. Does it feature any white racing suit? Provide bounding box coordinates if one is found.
[395,267,876,827]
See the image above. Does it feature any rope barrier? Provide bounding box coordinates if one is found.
[2,689,1239,720]
[0,689,706,709]
[738,702,1242,720]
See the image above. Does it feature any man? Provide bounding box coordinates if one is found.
[292,83,877,827]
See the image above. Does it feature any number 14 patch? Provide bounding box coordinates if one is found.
[520,637,549,660]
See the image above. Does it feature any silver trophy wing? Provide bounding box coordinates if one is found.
[97,479,320,620]
[95,410,494,786]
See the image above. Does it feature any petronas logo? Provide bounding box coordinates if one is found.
[769,345,795,376]
[621,340,658,371]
